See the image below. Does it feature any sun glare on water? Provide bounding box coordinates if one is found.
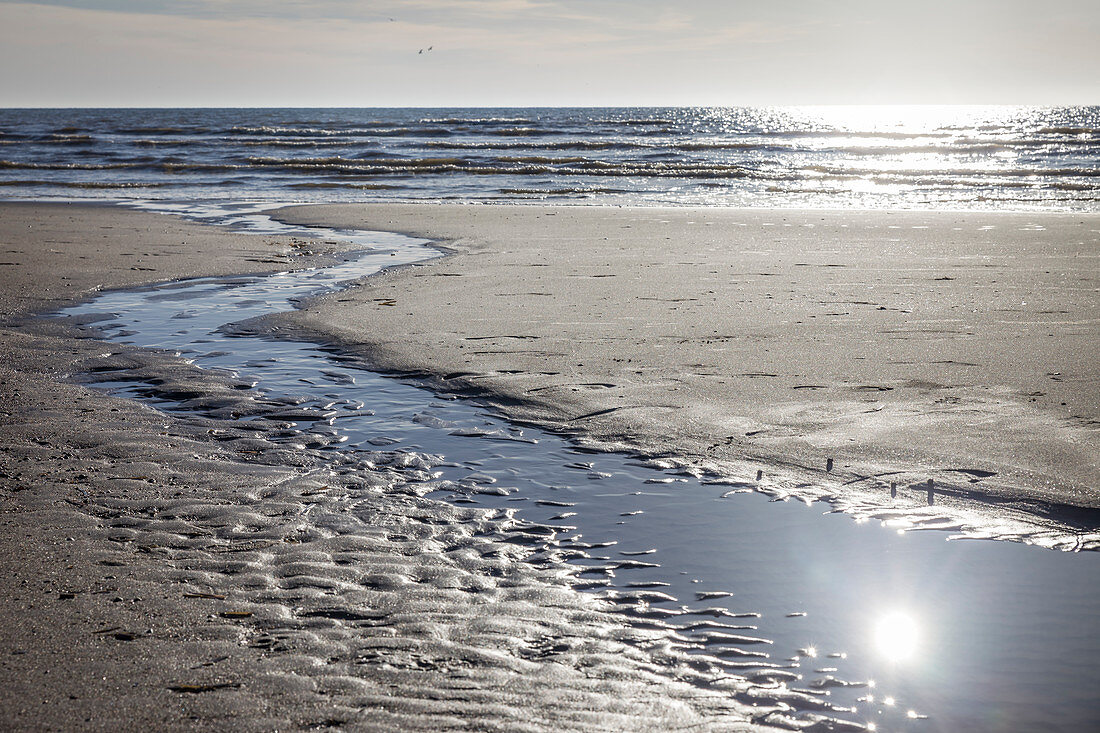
[873,611,920,662]
[794,104,1009,135]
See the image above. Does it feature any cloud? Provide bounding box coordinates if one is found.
[0,0,569,22]
[0,0,630,105]
[1,0,1096,105]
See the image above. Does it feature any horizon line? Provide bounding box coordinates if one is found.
[3,103,1098,110]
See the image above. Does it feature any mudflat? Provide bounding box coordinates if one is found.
[273,204,1100,538]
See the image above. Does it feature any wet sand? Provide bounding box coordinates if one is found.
[272,204,1100,542]
[0,202,784,730]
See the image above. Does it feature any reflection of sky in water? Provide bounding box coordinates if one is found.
[571,478,1100,731]
[64,204,1100,732]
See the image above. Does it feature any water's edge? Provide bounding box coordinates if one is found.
[259,204,1100,552]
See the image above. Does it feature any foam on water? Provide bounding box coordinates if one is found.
[58,202,1100,732]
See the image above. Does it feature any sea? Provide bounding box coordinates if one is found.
[1,105,1098,210]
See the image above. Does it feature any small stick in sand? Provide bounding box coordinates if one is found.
[927,479,935,505]
[755,469,763,481]
[890,481,897,499]
[826,458,834,473]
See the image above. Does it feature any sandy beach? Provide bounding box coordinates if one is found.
[3,0,1099,720]
[2,200,1098,730]
[0,202,799,731]
[271,203,1100,544]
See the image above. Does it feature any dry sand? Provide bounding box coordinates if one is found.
[0,202,792,731]
[271,204,1100,544]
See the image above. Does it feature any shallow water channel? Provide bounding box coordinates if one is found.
[62,202,1099,732]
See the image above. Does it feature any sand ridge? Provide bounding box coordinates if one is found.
[1,203,805,730]
[269,203,1100,545]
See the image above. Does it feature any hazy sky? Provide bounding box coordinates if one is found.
[1,0,1097,107]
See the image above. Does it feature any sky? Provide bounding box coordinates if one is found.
[1,0,1097,107]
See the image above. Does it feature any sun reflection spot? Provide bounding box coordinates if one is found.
[874,611,919,661]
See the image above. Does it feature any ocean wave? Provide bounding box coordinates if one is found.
[499,186,631,195]
[45,134,94,144]
[764,184,851,195]
[2,106,1098,209]
[760,129,957,140]
[159,162,249,173]
[0,133,76,143]
[246,155,468,168]
[0,179,165,188]
[287,182,408,190]
[367,127,454,137]
[0,134,94,145]
[418,117,533,125]
[114,126,195,135]
[134,136,368,149]
[0,159,134,170]
[228,125,453,138]
[801,164,1100,179]
[1036,126,1099,136]
[420,139,781,153]
[242,154,757,179]
[952,136,1100,149]
[237,139,363,148]
[491,155,592,165]
[597,118,676,126]
[417,137,1084,156]
[811,143,1015,155]
[132,138,193,147]
[801,140,1096,155]
[791,170,1099,192]
[487,127,555,137]
[229,125,362,137]
[423,140,636,151]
